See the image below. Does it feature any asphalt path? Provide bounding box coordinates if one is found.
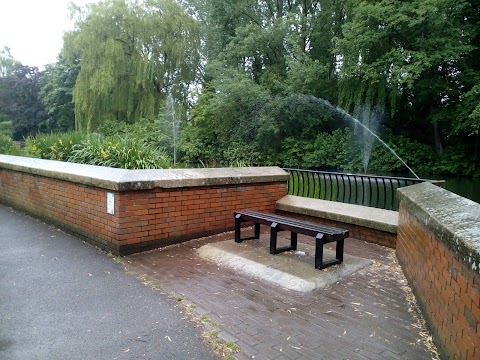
[0,204,218,360]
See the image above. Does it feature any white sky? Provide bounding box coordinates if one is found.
[0,0,97,69]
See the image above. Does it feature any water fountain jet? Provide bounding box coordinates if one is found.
[310,96,420,179]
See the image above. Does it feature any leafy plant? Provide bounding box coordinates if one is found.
[23,131,88,161]
[68,135,171,169]
[0,133,15,154]
[22,131,171,170]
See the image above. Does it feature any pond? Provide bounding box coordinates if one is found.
[436,176,480,204]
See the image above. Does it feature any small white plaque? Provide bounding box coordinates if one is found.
[107,192,115,215]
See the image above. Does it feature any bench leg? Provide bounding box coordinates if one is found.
[270,223,297,255]
[270,222,278,254]
[315,234,324,269]
[234,214,242,243]
[315,235,344,270]
[254,223,260,239]
[336,239,344,262]
[235,214,261,243]
[291,232,298,251]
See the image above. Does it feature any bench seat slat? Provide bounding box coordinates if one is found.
[234,210,349,270]
[235,210,348,240]
[238,210,345,233]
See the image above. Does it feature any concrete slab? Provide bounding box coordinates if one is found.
[197,236,372,292]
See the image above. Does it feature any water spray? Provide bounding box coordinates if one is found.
[312,97,421,180]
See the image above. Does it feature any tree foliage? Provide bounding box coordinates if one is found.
[38,55,79,133]
[2,0,479,176]
[0,46,20,77]
[0,63,47,140]
[178,0,480,176]
[336,0,479,154]
[64,0,202,132]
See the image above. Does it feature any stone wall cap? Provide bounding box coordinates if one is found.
[276,195,398,233]
[398,182,480,273]
[0,155,289,190]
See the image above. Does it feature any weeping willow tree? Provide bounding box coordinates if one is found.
[64,0,201,132]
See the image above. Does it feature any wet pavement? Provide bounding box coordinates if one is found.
[124,229,439,360]
[0,205,218,360]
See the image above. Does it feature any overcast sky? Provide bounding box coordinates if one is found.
[0,0,97,69]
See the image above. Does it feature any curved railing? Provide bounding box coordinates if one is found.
[283,168,435,211]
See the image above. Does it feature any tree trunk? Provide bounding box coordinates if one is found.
[433,120,443,157]
[474,133,479,161]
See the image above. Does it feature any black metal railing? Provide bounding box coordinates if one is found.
[283,168,433,211]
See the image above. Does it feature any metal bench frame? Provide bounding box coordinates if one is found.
[234,210,349,270]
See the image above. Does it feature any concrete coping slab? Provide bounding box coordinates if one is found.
[276,195,398,233]
[197,237,372,292]
[0,155,289,191]
[398,182,480,274]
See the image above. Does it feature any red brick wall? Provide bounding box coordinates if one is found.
[0,169,286,255]
[397,206,480,359]
[275,210,396,248]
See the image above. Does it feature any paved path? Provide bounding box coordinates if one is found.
[0,205,218,360]
[125,230,439,360]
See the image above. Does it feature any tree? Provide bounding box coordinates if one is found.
[0,64,47,140]
[64,0,202,132]
[179,0,352,165]
[186,0,342,92]
[335,0,478,153]
[0,46,19,77]
[38,55,79,132]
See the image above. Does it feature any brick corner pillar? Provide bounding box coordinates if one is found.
[397,182,480,360]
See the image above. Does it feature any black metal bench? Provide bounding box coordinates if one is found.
[234,210,349,269]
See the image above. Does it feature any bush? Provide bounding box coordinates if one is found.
[0,134,15,154]
[23,131,171,169]
[98,118,171,151]
[23,132,88,161]
[68,135,171,169]
[0,119,13,138]
[366,135,437,176]
[280,129,363,171]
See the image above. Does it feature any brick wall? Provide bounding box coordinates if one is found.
[397,184,480,359]
[115,183,286,254]
[0,169,118,250]
[0,165,287,255]
[275,210,396,248]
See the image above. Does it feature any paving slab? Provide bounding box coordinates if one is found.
[125,227,439,360]
[197,238,372,292]
[0,204,218,360]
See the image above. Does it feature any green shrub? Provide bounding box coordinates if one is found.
[22,131,171,169]
[69,135,171,169]
[98,118,170,149]
[0,119,13,138]
[0,134,15,154]
[366,135,437,176]
[23,132,88,161]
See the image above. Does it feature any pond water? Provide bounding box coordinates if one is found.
[369,170,480,204]
[435,176,480,204]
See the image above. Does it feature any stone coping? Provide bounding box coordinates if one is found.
[276,195,398,233]
[398,182,480,274]
[0,155,289,191]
